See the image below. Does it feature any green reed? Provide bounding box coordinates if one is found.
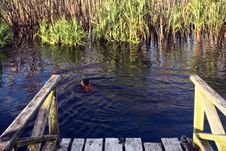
[92,0,148,43]
[0,21,12,48]
[0,0,225,46]
[38,17,86,46]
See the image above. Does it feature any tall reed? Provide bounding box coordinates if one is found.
[38,17,86,46]
[0,0,225,46]
[0,21,12,48]
[92,0,149,43]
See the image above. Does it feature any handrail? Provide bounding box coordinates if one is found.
[190,75,226,151]
[0,75,61,151]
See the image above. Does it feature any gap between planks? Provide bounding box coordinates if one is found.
[58,138,185,151]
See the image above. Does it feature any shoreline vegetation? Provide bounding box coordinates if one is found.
[0,21,12,48]
[0,0,225,48]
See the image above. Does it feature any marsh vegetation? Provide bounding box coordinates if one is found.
[0,0,225,47]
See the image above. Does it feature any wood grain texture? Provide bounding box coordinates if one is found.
[84,139,103,151]
[190,75,226,116]
[58,138,71,151]
[125,138,143,151]
[144,143,163,151]
[0,75,60,151]
[161,138,183,151]
[71,138,85,151]
[27,91,54,151]
[105,138,123,151]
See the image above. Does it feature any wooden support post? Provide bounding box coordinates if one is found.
[48,89,60,148]
[27,91,54,151]
[0,75,60,151]
[193,87,205,134]
[202,94,226,150]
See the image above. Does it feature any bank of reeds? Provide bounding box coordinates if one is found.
[0,21,12,48]
[92,0,148,43]
[38,17,86,46]
[0,0,225,46]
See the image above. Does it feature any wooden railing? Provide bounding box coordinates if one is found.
[190,75,226,151]
[0,75,61,151]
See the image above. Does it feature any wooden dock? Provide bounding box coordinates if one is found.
[58,137,186,151]
[0,74,226,151]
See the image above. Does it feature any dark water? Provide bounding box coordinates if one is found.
[0,41,226,142]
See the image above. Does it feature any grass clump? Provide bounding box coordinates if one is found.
[0,22,12,48]
[92,0,149,44]
[38,17,86,46]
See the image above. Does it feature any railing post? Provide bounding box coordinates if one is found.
[48,88,60,148]
[190,75,213,151]
[193,86,205,149]
[193,86,205,134]
[27,91,54,151]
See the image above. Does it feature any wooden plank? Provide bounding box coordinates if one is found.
[202,97,226,150]
[193,134,214,151]
[42,140,58,151]
[48,93,60,146]
[193,86,205,133]
[17,135,57,147]
[161,138,183,151]
[105,138,123,151]
[190,75,226,116]
[27,91,54,151]
[144,143,163,151]
[71,138,85,151]
[125,138,143,151]
[58,138,71,151]
[0,75,61,151]
[84,139,103,151]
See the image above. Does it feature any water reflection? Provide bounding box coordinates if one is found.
[0,42,225,141]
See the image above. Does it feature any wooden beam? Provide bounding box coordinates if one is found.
[0,75,61,151]
[48,91,60,147]
[17,135,57,147]
[193,134,214,151]
[193,86,205,133]
[190,75,226,116]
[196,133,226,143]
[27,91,54,151]
[202,96,225,150]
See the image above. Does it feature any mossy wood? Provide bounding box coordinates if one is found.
[190,75,226,151]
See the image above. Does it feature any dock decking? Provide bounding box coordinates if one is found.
[58,138,188,151]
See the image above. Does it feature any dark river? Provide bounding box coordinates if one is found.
[0,41,226,142]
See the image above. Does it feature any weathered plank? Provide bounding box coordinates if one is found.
[48,94,60,146]
[202,95,226,150]
[42,140,58,151]
[58,138,71,151]
[144,143,163,151]
[125,138,143,151]
[193,134,213,151]
[161,138,183,151]
[28,91,54,151]
[190,75,226,116]
[84,139,103,151]
[71,138,85,151]
[105,138,123,151]
[17,135,57,147]
[0,75,61,151]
